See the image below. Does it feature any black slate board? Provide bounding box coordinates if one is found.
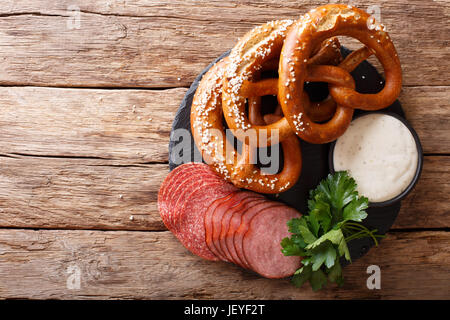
[169,47,405,263]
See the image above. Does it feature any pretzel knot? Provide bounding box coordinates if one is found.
[191,20,345,193]
[190,5,403,193]
[222,20,344,147]
[279,4,402,144]
[191,58,302,194]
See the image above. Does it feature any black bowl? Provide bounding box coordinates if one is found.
[328,111,423,207]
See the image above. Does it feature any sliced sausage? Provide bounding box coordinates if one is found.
[242,206,302,278]
[219,193,263,265]
[158,163,205,228]
[225,197,266,268]
[233,202,284,269]
[160,164,215,230]
[212,191,253,262]
[204,191,238,262]
[173,176,224,233]
[177,180,236,261]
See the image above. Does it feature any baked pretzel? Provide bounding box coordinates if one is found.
[246,37,343,124]
[222,20,344,147]
[247,50,372,144]
[279,4,402,144]
[191,58,302,194]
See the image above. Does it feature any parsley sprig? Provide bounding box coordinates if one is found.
[281,171,384,291]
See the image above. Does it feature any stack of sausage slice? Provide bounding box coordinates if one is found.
[158,162,302,279]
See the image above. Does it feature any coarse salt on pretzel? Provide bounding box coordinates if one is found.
[246,37,343,124]
[222,20,295,147]
[191,58,302,194]
[222,20,345,146]
[279,4,402,144]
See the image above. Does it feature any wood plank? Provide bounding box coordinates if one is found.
[394,156,450,229]
[0,0,448,87]
[401,86,450,155]
[0,229,447,299]
[0,87,187,163]
[0,86,448,161]
[0,157,167,231]
[0,156,447,231]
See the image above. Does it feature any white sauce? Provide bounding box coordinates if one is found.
[333,113,418,203]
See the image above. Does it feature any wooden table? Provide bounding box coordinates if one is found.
[0,1,448,300]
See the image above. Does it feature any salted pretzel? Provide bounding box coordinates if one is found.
[244,48,371,144]
[246,37,343,125]
[191,58,302,194]
[222,20,347,147]
[278,4,402,144]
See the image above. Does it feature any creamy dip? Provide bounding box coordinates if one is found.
[333,113,418,203]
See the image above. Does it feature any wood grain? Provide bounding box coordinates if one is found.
[401,86,450,155]
[0,86,448,162]
[0,0,448,87]
[0,155,447,231]
[0,0,448,301]
[0,229,447,299]
[0,87,186,163]
[394,156,450,229]
[0,157,167,231]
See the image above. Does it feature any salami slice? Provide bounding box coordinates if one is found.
[159,162,304,277]
[242,206,302,278]
[172,176,224,234]
[160,163,215,230]
[158,163,204,228]
[210,193,239,262]
[211,191,252,262]
[233,201,283,269]
[219,193,262,265]
[225,197,265,268]
[204,191,237,262]
[163,165,211,204]
[177,180,236,261]
[166,165,217,199]
[167,167,224,231]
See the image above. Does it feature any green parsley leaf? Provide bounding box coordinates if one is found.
[311,196,336,226]
[292,265,312,288]
[316,171,359,221]
[305,229,344,250]
[291,234,307,249]
[325,246,337,269]
[310,241,337,271]
[287,218,307,234]
[310,269,328,291]
[327,259,344,286]
[310,197,332,233]
[306,211,320,238]
[296,224,317,245]
[300,257,312,267]
[310,242,330,271]
[281,237,306,256]
[342,196,369,222]
[281,171,381,291]
[338,236,351,262]
[287,218,318,245]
